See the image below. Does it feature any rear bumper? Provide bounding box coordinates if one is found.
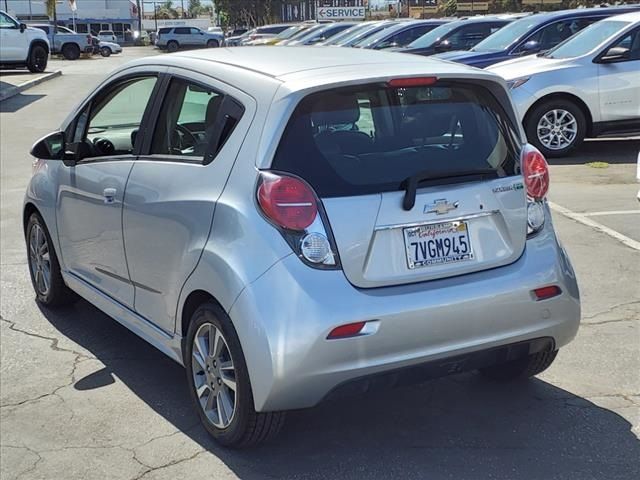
[230,215,580,412]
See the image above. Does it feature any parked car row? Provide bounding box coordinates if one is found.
[227,5,639,156]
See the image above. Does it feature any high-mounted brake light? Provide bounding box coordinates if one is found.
[257,174,318,231]
[388,77,438,88]
[522,144,549,200]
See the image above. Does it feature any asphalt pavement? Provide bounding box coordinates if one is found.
[1,48,639,480]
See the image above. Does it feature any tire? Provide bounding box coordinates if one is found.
[525,99,586,158]
[100,47,111,57]
[184,302,285,448]
[26,213,76,307]
[27,44,48,73]
[167,41,179,53]
[479,350,558,382]
[61,43,81,61]
[207,39,219,48]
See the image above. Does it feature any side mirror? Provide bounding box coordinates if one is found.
[520,40,540,54]
[599,47,630,64]
[30,132,65,160]
[19,23,27,33]
[434,40,452,53]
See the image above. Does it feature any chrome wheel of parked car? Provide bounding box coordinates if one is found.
[28,223,51,297]
[536,109,577,151]
[192,322,237,429]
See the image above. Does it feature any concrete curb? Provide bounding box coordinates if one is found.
[0,70,62,102]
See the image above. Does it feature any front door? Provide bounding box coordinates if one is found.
[122,69,252,333]
[598,27,640,122]
[0,12,27,61]
[56,75,159,308]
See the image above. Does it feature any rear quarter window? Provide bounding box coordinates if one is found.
[272,82,521,197]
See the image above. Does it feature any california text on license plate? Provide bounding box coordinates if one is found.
[403,221,473,269]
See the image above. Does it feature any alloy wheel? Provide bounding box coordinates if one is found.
[29,224,51,296]
[536,109,578,151]
[34,48,47,71]
[191,322,237,429]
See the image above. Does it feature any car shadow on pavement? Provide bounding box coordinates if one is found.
[548,138,640,166]
[39,299,640,480]
[0,90,45,113]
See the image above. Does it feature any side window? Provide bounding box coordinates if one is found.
[150,78,244,162]
[70,77,157,159]
[525,19,593,51]
[378,26,433,49]
[190,28,201,34]
[447,24,492,50]
[0,12,17,29]
[174,27,190,35]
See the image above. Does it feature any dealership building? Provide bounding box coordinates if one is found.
[4,0,139,40]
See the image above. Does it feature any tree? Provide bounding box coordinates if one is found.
[156,1,179,19]
[189,0,206,18]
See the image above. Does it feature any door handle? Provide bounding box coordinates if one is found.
[103,187,117,204]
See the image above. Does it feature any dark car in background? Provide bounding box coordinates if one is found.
[355,19,450,50]
[396,15,524,57]
[434,5,640,68]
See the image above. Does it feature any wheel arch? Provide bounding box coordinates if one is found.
[523,92,594,137]
[29,39,50,55]
[23,202,40,235]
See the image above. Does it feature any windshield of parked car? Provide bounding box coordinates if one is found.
[335,22,394,46]
[543,20,628,58]
[275,25,307,40]
[471,16,548,52]
[354,22,407,47]
[322,22,372,45]
[405,22,458,49]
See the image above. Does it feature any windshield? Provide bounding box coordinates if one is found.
[276,25,306,40]
[355,22,407,47]
[322,22,372,45]
[472,16,546,52]
[338,22,394,46]
[405,22,458,49]
[544,20,628,58]
[289,24,325,43]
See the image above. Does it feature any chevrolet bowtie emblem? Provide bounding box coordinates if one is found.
[424,199,459,215]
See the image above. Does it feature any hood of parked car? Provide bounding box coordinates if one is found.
[487,55,574,81]
[433,50,506,67]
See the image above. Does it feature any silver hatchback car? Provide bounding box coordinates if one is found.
[25,47,580,447]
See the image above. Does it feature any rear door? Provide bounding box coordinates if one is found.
[173,27,192,46]
[122,69,252,333]
[271,80,526,288]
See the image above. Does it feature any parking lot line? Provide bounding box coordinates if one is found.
[549,201,640,252]
[582,210,640,217]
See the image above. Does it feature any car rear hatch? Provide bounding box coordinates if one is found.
[270,78,527,288]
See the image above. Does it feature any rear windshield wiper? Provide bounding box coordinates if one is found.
[400,169,499,211]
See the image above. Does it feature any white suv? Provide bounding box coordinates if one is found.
[489,12,640,157]
[0,10,50,73]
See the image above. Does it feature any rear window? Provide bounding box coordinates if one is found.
[158,28,171,34]
[259,25,290,34]
[272,82,520,197]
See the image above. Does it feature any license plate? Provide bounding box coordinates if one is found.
[403,221,473,269]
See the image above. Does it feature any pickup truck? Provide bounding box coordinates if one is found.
[29,24,98,60]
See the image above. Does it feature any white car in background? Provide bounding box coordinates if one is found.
[489,12,640,157]
[99,40,122,57]
[98,30,117,42]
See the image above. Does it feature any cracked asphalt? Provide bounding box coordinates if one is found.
[1,48,639,480]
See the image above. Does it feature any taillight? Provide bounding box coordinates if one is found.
[388,77,437,88]
[257,174,317,230]
[522,144,549,200]
[533,285,562,301]
[257,172,339,269]
[521,144,549,237]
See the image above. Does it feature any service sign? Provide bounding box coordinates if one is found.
[317,6,366,20]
